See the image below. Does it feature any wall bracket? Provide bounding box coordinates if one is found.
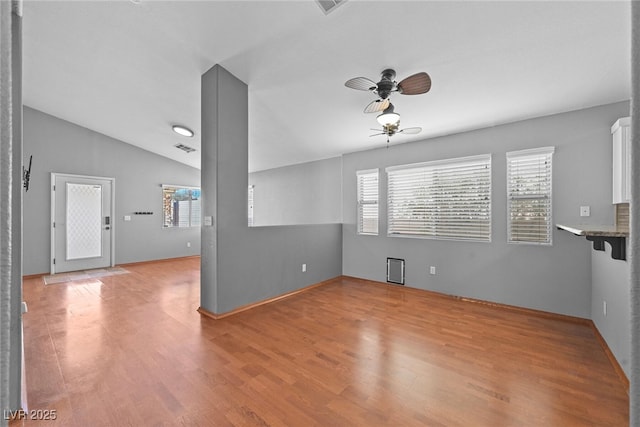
[585,236,626,260]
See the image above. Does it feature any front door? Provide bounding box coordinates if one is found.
[52,173,114,274]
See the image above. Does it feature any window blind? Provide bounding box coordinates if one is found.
[506,147,554,244]
[357,169,379,235]
[386,155,491,241]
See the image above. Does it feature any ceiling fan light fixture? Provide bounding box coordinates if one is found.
[172,125,194,138]
[376,112,400,126]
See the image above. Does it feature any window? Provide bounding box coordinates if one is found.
[507,147,554,244]
[248,185,254,227]
[357,169,379,235]
[386,155,491,241]
[162,185,201,228]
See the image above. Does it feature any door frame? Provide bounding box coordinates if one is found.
[50,173,116,274]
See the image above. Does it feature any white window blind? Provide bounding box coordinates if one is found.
[386,155,491,241]
[357,169,379,235]
[506,147,554,245]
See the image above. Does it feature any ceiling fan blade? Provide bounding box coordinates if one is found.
[363,98,390,113]
[345,77,378,91]
[399,127,422,135]
[369,132,385,137]
[397,72,431,95]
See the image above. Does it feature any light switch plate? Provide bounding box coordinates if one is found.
[204,216,213,226]
[124,215,131,221]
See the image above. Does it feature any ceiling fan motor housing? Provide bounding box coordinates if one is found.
[381,68,396,80]
[377,69,397,99]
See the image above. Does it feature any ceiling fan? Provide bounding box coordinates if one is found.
[345,68,431,113]
[369,103,422,144]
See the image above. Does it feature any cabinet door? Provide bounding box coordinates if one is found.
[612,117,630,204]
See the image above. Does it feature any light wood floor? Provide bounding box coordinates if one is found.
[14,257,628,426]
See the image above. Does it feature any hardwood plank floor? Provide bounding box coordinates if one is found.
[12,257,628,426]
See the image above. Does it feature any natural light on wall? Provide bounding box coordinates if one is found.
[162,185,201,228]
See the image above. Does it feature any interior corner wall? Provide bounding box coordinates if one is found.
[22,107,201,275]
[342,101,630,318]
[591,244,630,377]
[248,156,343,226]
[200,65,342,316]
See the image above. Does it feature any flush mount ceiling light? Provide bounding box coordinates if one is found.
[172,125,194,137]
[376,103,400,126]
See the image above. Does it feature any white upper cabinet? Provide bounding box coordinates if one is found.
[612,117,631,204]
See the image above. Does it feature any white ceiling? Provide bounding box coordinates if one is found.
[22,1,631,173]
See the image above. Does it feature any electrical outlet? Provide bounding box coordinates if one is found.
[580,206,590,217]
[302,263,307,272]
[429,266,436,275]
[603,300,607,317]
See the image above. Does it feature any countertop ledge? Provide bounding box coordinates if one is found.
[556,224,629,238]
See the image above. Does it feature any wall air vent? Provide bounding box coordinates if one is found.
[315,0,346,15]
[387,258,405,285]
[174,143,196,153]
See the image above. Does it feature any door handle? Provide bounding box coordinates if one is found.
[105,226,110,230]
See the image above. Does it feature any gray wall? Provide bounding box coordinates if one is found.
[249,157,342,226]
[23,107,201,275]
[592,240,630,377]
[200,65,342,315]
[342,101,630,318]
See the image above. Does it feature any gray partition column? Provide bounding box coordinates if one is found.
[200,64,249,315]
[199,64,341,317]
[1,0,24,418]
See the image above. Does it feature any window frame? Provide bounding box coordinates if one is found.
[162,184,201,228]
[386,154,492,242]
[506,146,555,246]
[356,168,379,236]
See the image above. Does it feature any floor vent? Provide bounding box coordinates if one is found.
[174,143,196,153]
[387,258,405,285]
[315,0,346,15]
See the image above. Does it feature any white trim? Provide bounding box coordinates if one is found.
[162,183,200,190]
[506,146,555,159]
[611,116,630,133]
[50,174,55,274]
[356,168,379,176]
[385,154,491,173]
